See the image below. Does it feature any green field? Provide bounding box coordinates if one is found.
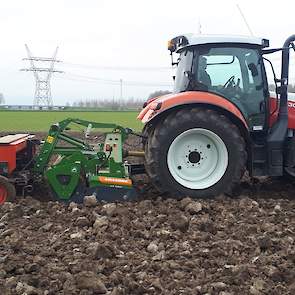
[0,111,143,132]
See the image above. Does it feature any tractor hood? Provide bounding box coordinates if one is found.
[137,91,248,128]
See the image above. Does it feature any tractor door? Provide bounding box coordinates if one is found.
[190,46,268,131]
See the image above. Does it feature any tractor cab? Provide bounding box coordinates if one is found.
[169,35,270,131]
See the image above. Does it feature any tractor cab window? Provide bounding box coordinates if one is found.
[174,46,267,130]
[200,55,243,89]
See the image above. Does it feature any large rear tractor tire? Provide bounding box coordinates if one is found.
[0,175,16,204]
[145,108,247,198]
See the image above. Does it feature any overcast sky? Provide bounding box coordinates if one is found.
[0,0,295,105]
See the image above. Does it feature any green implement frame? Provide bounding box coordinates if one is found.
[32,118,136,202]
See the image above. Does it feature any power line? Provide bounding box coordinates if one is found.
[56,76,119,85]
[61,61,171,72]
[24,57,62,62]
[57,72,173,87]
[65,73,120,83]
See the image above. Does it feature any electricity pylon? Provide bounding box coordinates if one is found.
[21,44,63,106]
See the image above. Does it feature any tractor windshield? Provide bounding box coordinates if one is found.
[174,46,267,129]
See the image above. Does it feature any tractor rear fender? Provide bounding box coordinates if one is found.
[138,91,251,164]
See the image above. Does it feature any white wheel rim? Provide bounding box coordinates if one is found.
[167,128,228,189]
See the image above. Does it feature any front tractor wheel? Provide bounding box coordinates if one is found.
[0,176,16,205]
[145,108,247,198]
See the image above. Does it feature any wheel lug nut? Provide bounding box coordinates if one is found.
[177,166,182,170]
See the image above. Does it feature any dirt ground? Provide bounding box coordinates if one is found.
[0,132,294,294]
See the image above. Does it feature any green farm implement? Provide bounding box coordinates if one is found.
[0,118,145,204]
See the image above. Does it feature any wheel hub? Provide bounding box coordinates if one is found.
[188,151,201,163]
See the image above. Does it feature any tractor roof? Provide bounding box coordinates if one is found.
[168,34,269,53]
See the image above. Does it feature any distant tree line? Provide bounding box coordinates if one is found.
[68,97,146,110]
[67,90,172,110]
[148,90,172,99]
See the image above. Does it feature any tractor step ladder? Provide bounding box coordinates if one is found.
[252,143,268,176]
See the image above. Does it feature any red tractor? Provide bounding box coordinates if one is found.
[139,34,295,198]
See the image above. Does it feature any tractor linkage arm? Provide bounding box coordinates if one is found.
[32,118,130,175]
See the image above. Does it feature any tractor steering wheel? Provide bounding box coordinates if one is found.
[223,76,235,89]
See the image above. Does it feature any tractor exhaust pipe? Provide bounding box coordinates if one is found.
[279,34,295,116]
[267,35,295,176]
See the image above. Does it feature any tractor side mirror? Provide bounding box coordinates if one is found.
[248,63,258,77]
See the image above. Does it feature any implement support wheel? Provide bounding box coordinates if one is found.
[0,175,16,205]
